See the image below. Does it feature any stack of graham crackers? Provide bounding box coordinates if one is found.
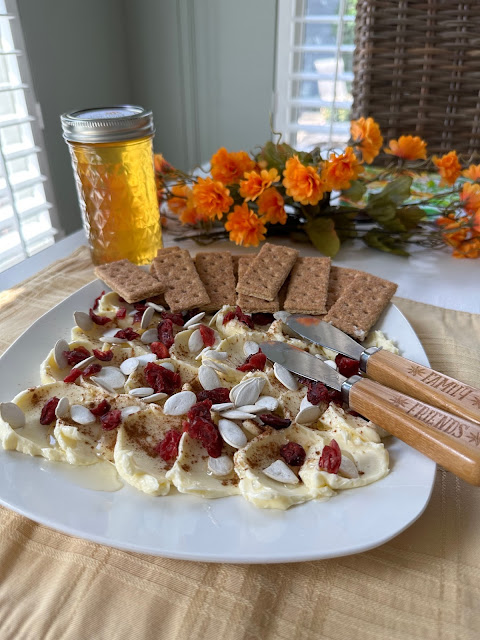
[95,243,398,341]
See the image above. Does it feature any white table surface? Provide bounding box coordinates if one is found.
[1,228,479,314]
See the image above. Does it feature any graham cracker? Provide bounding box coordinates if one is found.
[283,257,331,315]
[94,259,166,304]
[323,272,398,340]
[194,252,236,311]
[151,248,210,312]
[326,266,360,311]
[236,243,298,301]
[236,256,280,313]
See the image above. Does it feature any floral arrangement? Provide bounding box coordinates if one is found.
[154,117,480,259]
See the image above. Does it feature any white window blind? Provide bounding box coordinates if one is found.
[274,0,356,150]
[0,0,60,274]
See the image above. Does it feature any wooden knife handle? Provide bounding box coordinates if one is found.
[366,349,480,425]
[348,377,480,485]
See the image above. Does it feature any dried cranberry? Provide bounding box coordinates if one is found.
[82,363,102,377]
[280,442,306,466]
[307,381,329,405]
[116,307,127,319]
[118,296,127,303]
[63,346,91,366]
[90,399,111,416]
[93,290,105,310]
[318,439,341,474]
[161,311,184,326]
[63,368,83,383]
[150,341,170,359]
[93,349,113,361]
[199,324,215,347]
[335,354,360,378]
[196,388,230,404]
[348,409,361,417]
[157,319,174,348]
[234,306,254,329]
[328,389,344,406]
[39,397,60,425]
[133,302,148,311]
[114,328,140,341]
[222,310,236,325]
[258,413,291,429]
[187,398,213,421]
[297,376,313,388]
[144,362,181,394]
[251,313,274,326]
[187,416,223,457]
[237,351,267,372]
[89,308,111,325]
[156,429,182,461]
[100,409,122,431]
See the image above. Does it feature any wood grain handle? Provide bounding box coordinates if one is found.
[349,377,480,486]
[366,349,480,425]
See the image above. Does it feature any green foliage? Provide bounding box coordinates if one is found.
[257,142,313,173]
[362,229,410,256]
[342,180,366,202]
[304,217,341,257]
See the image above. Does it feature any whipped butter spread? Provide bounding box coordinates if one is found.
[0,292,397,510]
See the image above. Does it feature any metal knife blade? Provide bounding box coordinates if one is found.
[286,315,364,360]
[260,341,346,391]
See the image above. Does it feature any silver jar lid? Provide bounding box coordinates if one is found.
[61,105,155,143]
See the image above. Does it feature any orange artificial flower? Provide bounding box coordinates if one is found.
[384,136,427,161]
[192,177,233,220]
[474,211,480,234]
[154,153,171,174]
[168,184,206,225]
[210,147,255,184]
[239,168,279,202]
[463,164,480,181]
[322,146,363,191]
[225,204,267,247]
[433,151,462,186]
[460,182,480,215]
[436,215,480,258]
[350,117,383,164]
[283,155,325,206]
[257,187,287,225]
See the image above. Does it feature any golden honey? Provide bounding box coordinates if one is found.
[62,106,162,265]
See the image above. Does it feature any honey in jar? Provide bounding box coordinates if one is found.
[61,105,162,265]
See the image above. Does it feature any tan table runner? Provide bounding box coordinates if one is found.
[0,246,479,640]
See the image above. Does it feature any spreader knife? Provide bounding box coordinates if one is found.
[285,314,480,426]
[260,340,480,486]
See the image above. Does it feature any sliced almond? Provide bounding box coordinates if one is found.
[70,405,96,425]
[129,387,155,397]
[263,460,299,485]
[0,402,25,428]
[295,405,321,425]
[207,455,234,477]
[55,397,70,419]
[94,366,125,389]
[188,329,204,353]
[273,362,298,391]
[141,306,155,329]
[218,419,247,449]
[163,391,196,416]
[183,311,205,328]
[243,341,260,357]
[198,365,221,390]
[141,328,158,344]
[91,376,115,394]
[53,339,70,369]
[338,451,359,479]
[120,357,140,375]
[73,311,93,332]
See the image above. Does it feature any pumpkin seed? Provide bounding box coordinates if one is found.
[208,455,234,476]
[273,362,298,391]
[198,365,221,390]
[218,419,247,449]
[183,312,205,328]
[53,339,70,369]
[129,387,155,397]
[73,311,93,332]
[55,397,70,419]
[163,391,196,416]
[140,306,155,329]
[70,405,96,425]
[0,402,25,428]
[263,460,299,485]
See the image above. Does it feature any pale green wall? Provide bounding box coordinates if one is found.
[18,0,277,234]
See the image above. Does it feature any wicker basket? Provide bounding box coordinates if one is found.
[351,0,480,157]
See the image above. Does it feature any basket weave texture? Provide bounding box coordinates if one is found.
[352,0,480,157]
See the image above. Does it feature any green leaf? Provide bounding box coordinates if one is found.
[341,180,366,202]
[396,205,425,230]
[362,229,410,256]
[367,175,413,208]
[257,141,295,172]
[304,218,341,257]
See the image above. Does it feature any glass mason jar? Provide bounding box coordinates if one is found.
[61,105,162,265]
